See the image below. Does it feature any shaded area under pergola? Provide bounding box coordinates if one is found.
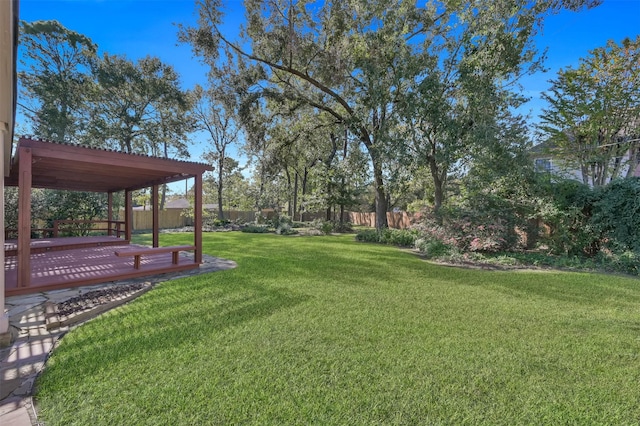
[4,137,212,295]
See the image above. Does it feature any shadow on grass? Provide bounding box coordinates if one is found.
[478,272,640,308]
[39,278,311,385]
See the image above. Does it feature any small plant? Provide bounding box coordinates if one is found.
[356,228,418,247]
[355,229,381,243]
[272,215,297,235]
[414,238,451,258]
[213,218,231,227]
[241,225,271,233]
[312,219,354,235]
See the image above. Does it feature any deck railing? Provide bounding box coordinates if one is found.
[5,220,126,240]
[52,220,126,238]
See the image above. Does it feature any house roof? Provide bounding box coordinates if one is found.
[165,197,218,210]
[5,137,213,192]
[165,198,191,209]
[529,139,559,155]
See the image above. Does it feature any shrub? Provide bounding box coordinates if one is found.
[414,238,452,258]
[355,228,418,247]
[311,220,353,235]
[412,207,521,254]
[213,218,231,227]
[535,179,597,256]
[380,229,418,246]
[241,225,270,233]
[355,229,380,243]
[591,178,640,253]
[271,215,298,235]
[596,250,640,275]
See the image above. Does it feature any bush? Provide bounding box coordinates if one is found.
[213,218,231,227]
[271,215,298,235]
[591,178,640,253]
[380,229,418,246]
[414,238,452,258]
[355,229,380,243]
[412,207,521,254]
[596,250,640,275]
[355,228,418,247]
[535,178,597,256]
[311,219,353,235]
[241,225,271,233]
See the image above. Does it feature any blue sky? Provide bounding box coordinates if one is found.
[17,0,640,152]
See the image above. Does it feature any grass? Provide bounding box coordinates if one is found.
[35,233,640,425]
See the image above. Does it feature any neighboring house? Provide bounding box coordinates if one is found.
[164,197,217,211]
[530,138,640,186]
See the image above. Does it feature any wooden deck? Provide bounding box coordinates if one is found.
[4,235,127,256]
[4,238,199,296]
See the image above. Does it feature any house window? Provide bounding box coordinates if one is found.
[535,158,552,173]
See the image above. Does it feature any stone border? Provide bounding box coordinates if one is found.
[44,282,153,330]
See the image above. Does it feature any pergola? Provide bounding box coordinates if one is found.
[4,136,212,291]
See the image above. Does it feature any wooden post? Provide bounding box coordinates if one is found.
[152,184,159,248]
[107,192,113,236]
[125,190,132,242]
[194,174,203,264]
[17,147,32,288]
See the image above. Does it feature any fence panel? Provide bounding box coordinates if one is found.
[132,210,187,230]
[347,212,418,229]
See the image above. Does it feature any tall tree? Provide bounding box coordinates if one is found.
[193,84,241,219]
[87,54,192,156]
[539,36,640,186]
[19,20,97,141]
[182,0,599,228]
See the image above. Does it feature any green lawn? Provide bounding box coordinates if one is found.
[35,233,640,425]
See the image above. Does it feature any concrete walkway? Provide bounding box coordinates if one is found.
[0,254,236,426]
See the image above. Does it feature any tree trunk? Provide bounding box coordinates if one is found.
[217,156,224,220]
[372,160,388,230]
[340,127,348,224]
[428,155,445,213]
[293,172,299,221]
[300,167,308,221]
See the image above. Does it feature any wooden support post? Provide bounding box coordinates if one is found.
[107,192,113,236]
[125,190,132,241]
[17,147,32,288]
[194,173,203,264]
[152,184,159,248]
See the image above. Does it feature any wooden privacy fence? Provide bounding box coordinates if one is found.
[131,210,278,230]
[133,210,419,230]
[348,211,418,229]
[133,209,186,230]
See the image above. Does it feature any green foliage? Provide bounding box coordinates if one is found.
[42,190,107,236]
[529,178,596,256]
[354,229,380,243]
[88,54,193,155]
[19,20,97,142]
[241,225,270,233]
[311,219,353,235]
[356,228,418,247]
[414,238,453,259]
[591,178,640,252]
[412,205,522,254]
[539,36,640,186]
[272,214,298,235]
[212,218,231,227]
